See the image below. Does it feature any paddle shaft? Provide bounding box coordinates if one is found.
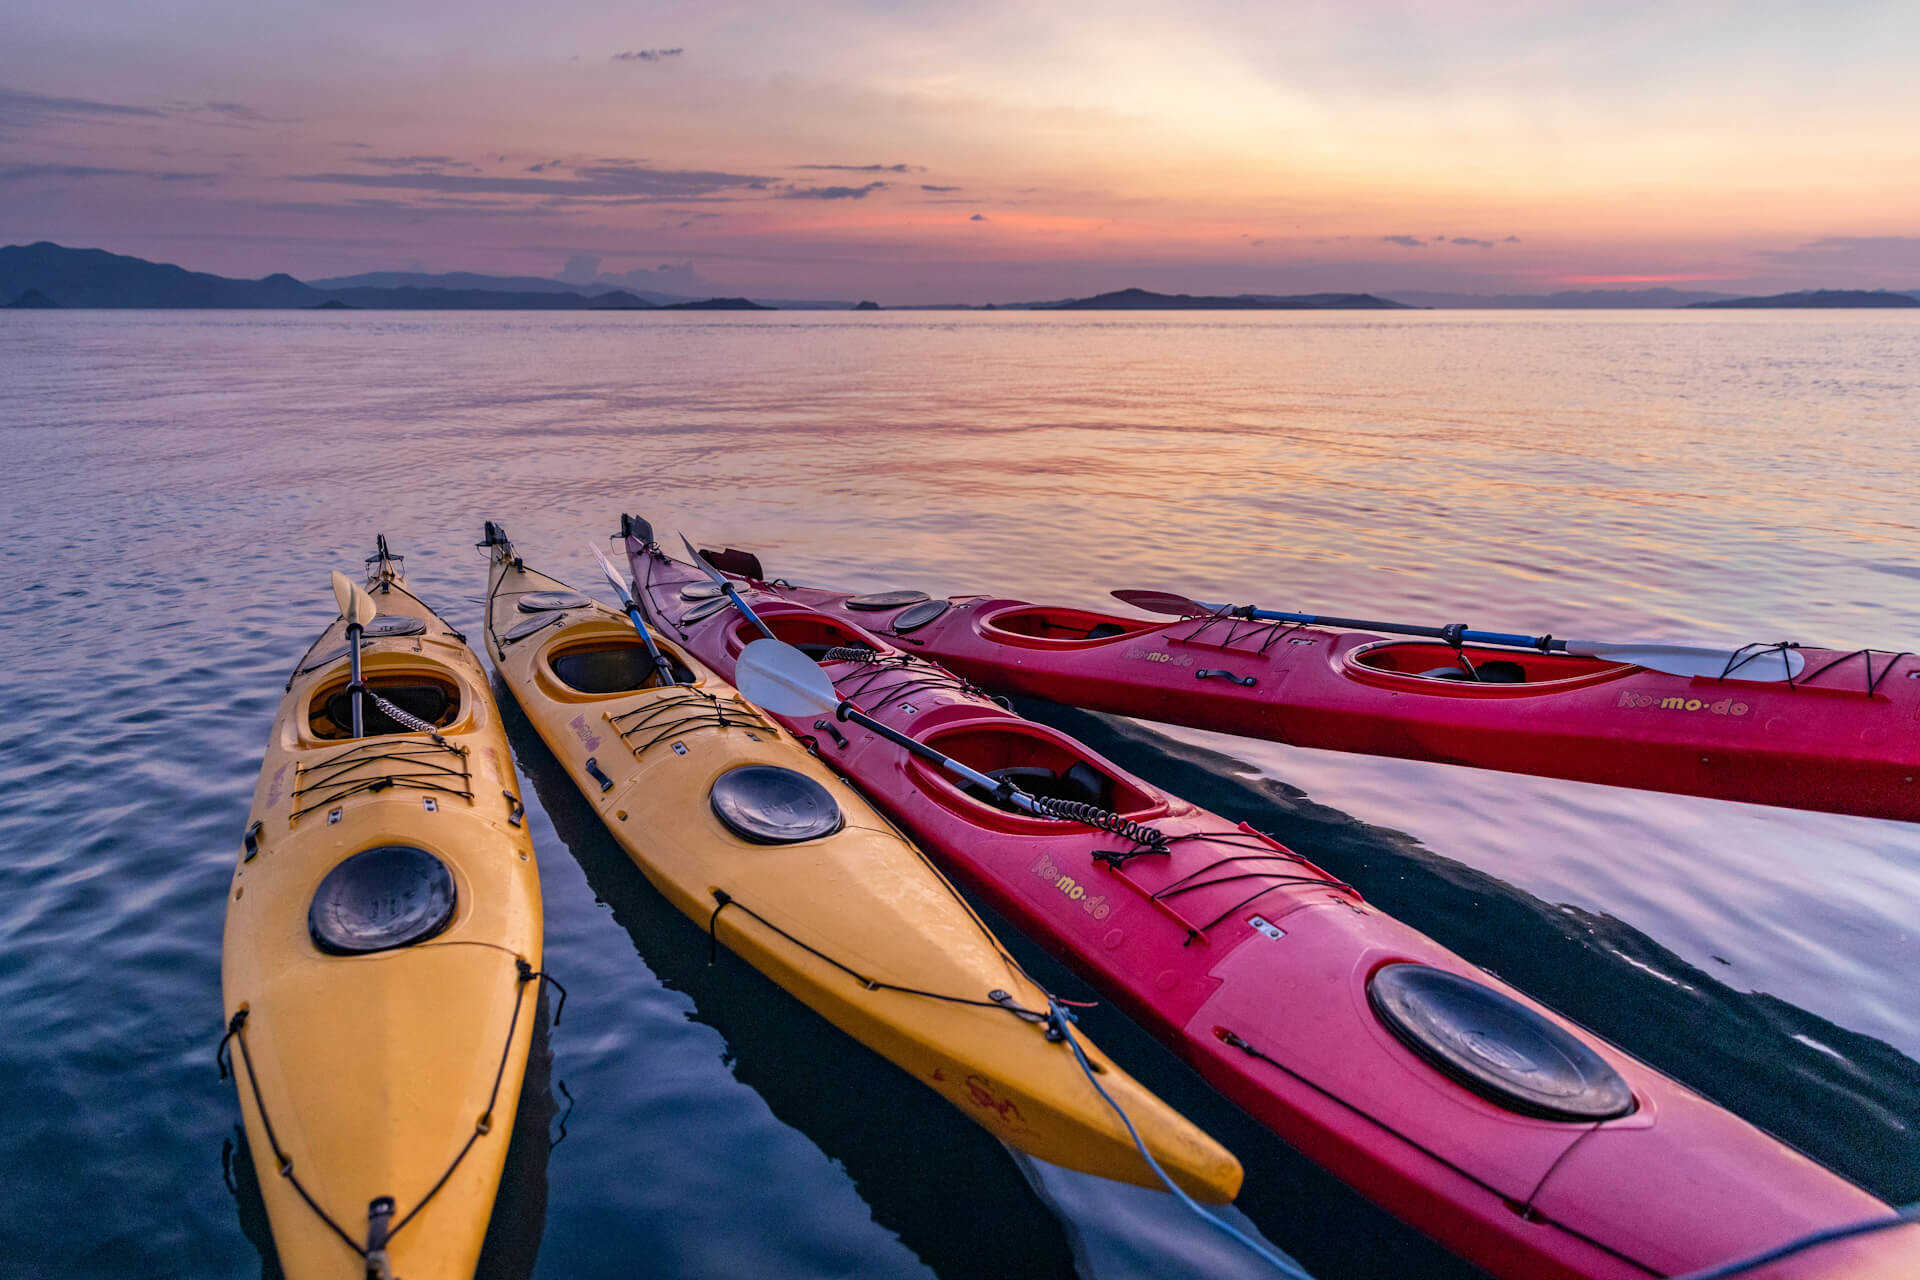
[1196,601,1558,652]
[833,702,1041,815]
[724,582,775,640]
[620,601,680,684]
[345,620,366,737]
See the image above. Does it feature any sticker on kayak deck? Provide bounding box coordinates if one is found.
[1616,691,1751,718]
[1124,646,1194,669]
[1029,852,1113,921]
[964,1075,1030,1133]
[568,713,603,752]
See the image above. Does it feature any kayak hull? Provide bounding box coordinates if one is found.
[784,593,1920,822]
[629,536,1911,1280]
[484,535,1241,1202]
[223,553,543,1280]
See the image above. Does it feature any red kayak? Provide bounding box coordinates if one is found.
[624,525,1914,1280]
[728,574,1919,822]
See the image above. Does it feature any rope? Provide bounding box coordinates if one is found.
[290,739,472,821]
[1044,1002,1312,1278]
[1668,1202,1920,1280]
[705,890,1054,1024]
[609,687,773,757]
[217,958,560,1262]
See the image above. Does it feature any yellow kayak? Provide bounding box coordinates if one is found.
[481,524,1241,1202]
[222,539,545,1280]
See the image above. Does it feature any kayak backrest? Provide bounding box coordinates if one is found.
[1351,641,1621,686]
[917,722,1156,817]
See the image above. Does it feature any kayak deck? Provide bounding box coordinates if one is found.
[628,535,1913,1280]
[483,532,1242,1203]
[223,551,543,1280]
[795,589,1920,822]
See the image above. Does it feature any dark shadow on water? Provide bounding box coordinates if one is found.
[1017,698,1920,1206]
[499,676,1487,1280]
[225,988,558,1280]
[496,678,1080,1280]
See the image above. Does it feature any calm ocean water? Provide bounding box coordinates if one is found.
[2,309,1916,1279]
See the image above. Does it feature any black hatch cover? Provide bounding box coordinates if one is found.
[845,589,930,611]
[710,765,844,844]
[1367,963,1635,1121]
[890,600,952,633]
[518,590,592,613]
[309,845,457,955]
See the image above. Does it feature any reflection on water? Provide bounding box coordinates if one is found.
[1,309,1915,1279]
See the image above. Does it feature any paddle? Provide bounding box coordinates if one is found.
[1112,589,1806,682]
[681,533,776,641]
[330,570,380,737]
[589,542,679,686]
[737,638,1062,815]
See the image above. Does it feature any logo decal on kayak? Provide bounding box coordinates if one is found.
[568,712,603,751]
[1125,646,1194,669]
[1616,691,1751,717]
[1031,852,1113,920]
[935,1068,1031,1133]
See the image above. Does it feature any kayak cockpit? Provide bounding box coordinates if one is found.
[546,637,696,694]
[980,606,1159,647]
[1344,641,1628,691]
[727,612,871,660]
[308,671,462,739]
[912,721,1159,818]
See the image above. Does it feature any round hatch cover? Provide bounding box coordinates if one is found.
[890,599,952,633]
[845,589,929,611]
[518,590,592,613]
[309,845,457,955]
[501,612,562,643]
[710,765,843,844]
[681,596,732,624]
[680,582,726,600]
[365,615,428,637]
[1367,963,1635,1121]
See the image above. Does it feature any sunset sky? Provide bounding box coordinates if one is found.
[4,0,1918,302]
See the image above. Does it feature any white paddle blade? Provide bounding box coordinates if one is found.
[736,639,839,718]
[587,542,633,604]
[332,571,379,626]
[680,532,727,585]
[1564,640,1806,682]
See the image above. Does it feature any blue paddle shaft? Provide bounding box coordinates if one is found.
[1196,601,1557,651]
[621,603,678,683]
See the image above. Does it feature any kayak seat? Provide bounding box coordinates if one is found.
[967,763,1114,812]
[1084,623,1129,640]
[551,643,696,694]
[323,682,453,736]
[1414,661,1529,684]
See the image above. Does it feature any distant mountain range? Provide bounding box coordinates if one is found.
[6,242,1919,312]
[1688,289,1920,309]
[0,243,820,311]
[1035,287,1411,310]
[1391,287,1745,308]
